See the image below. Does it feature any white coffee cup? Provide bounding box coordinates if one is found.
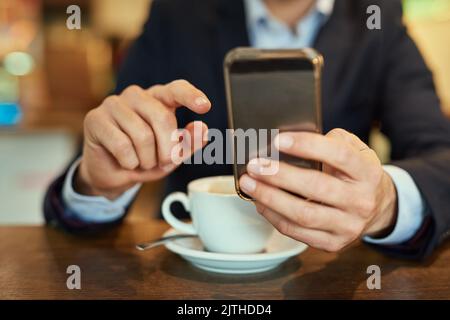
[162,176,274,254]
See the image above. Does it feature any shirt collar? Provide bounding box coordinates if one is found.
[244,0,335,27]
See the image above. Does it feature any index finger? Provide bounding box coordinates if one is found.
[275,132,368,180]
[148,79,211,114]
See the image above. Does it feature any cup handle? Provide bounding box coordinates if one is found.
[162,192,196,235]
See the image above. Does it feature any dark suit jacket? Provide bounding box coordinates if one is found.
[44,0,450,260]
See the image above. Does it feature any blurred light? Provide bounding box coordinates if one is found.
[403,0,450,20]
[0,102,22,126]
[10,20,38,50]
[0,68,19,101]
[4,51,35,76]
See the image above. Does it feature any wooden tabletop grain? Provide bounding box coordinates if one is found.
[1,219,450,300]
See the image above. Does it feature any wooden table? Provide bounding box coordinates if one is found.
[1,220,450,299]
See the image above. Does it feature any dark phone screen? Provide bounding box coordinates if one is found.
[228,58,321,192]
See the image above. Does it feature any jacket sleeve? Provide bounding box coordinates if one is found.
[369,1,450,259]
[43,0,168,233]
[43,168,133,234]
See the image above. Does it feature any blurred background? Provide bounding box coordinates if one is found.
[0,0,449,225]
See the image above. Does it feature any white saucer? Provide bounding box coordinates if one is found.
[164,228,308,274]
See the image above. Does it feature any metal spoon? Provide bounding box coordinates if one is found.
[136,234,198,251]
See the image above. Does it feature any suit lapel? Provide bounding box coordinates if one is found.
[314,1,359,131]
[206,0,249,123]
[214,0,250,64]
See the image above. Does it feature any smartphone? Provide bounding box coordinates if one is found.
[224,48,323,201]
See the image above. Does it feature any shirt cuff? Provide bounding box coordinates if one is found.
[62,158,141,223]
[363,165,427,245]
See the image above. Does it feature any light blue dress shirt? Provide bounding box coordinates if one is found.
[62,0,426,244]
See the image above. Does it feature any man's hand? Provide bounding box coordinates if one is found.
[239,128,398,252]
[77,80,210,199]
